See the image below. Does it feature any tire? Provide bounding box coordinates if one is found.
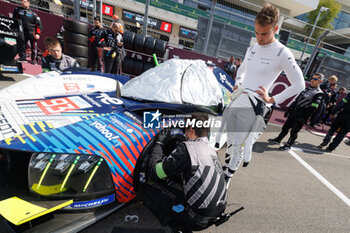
[63,19,89,35]
[144,36,156,55]
[64,43,88,58]
[73,56,88,68]
[133,34,145,53]
[123,31,135,50]
[155,39,166,57]
[132,59,143,76]
[122,57,134,75]
[142,61,155,72]
[63,31,88,46]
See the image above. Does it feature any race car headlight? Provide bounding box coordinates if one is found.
[28,153,114,198]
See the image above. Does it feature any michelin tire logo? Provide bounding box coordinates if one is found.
[143,110,161,129]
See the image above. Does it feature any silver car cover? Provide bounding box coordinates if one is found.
[121,59,223,106]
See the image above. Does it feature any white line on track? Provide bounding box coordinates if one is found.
[288,149,350,207]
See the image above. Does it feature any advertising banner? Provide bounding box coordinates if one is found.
[122,9,172,33]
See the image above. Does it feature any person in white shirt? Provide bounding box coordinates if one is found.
[216,3,305,186]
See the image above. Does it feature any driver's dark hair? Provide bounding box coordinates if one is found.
[186,112,209,137]
[314,72,324,81]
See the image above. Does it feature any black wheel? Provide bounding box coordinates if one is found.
[123,31,135,50]
[63,31,88,46]
[122,57,134,74]
[73,56,88,68]
[144,36,156,55]
[63,19,89,35]
[133,129,185,192]
[64,43,88,58]
[133,34,145,53]
[142,61,155,72]
[155,39,166,57]
[132,59,143,76]
[133,136,157,192]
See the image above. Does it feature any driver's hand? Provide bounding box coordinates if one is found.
[157,129,170,145]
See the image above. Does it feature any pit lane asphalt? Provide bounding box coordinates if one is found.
[1,74,349,233]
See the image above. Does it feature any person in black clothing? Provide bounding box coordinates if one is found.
[320,75,338,95]
[99,22,123,74]
[13,0,42,64]
[319,93,350,152]
[224,56,236,77]
[140,113,227,232]
[307,73,325,127]
[233,57,242,80]
[319,75,338,110]
[89,17,104,71]
[269,75,325,150]
[323,83,337,124]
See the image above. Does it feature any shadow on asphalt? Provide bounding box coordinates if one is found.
[252,141,326,155]
[0,73,15,82]
[292,142,325,155]
[253,141,282,153]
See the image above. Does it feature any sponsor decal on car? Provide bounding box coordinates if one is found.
[0,103,24,141]
[82,94,102,107]
[64,194,115,210]
[35,97,92,115]
[63,83,80,92]
[95,93,123,105]
[90,121,120,141]
[109,116,133,133]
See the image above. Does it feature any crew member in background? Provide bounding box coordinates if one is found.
[89,17,104,71]
[112,14,124,34]
[99,22,123,74]
[322,83,337,124]
[268,75,324,150]
[319,93,350,152]
[320,75,338,95]
[41,37,79,72]
[215,3,305,186]
[233,57,242,80]
[224,56,236,77]
[309,74,336,127]
[13,0,42,64]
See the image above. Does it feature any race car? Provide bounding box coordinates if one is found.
[0,59,235,232]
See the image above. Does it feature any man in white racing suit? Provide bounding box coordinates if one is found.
[216,3,305,185]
